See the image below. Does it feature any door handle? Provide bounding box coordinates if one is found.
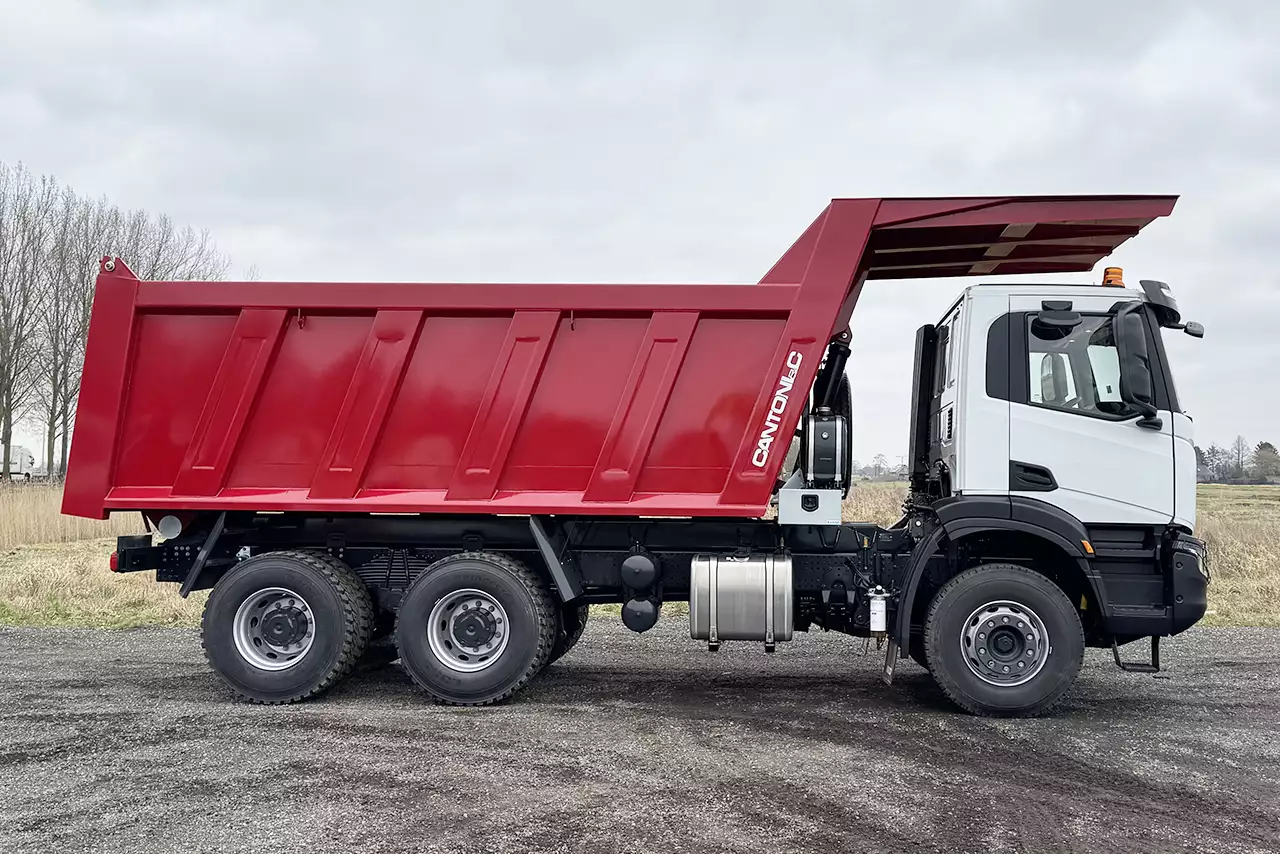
[1009,461,1058,492]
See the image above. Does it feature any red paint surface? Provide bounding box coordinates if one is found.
[62,196,1177,519]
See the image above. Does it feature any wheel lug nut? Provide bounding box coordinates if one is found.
[987,621,995,628]
[1002,617,1009,623]
[978,633,986,640]
[979,649,987,656]
[1017,622,1024,628]
[1018,662,1025,668]
[1027,650,1034,657]
[1002,666,1010,673]
[1027,634,1034,641]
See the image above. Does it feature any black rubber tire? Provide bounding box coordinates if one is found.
[362,615,401,667]
[908,635,930,671]
[201,550,373,704]
[547,603,590,666]
[924,563,1084,717]
[395,552,556,706]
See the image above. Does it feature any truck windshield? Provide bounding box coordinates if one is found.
[1027,315,1138,418]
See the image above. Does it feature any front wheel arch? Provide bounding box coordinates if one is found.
[896,521,1101,650]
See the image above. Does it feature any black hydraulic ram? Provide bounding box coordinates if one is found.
[813,332,852,413]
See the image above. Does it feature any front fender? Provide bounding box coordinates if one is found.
[892,497,1101,649]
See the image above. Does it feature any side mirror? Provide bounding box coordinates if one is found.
[1031,309,1081,341]
[1114,303,1161,429]
[1183,321,1204,338]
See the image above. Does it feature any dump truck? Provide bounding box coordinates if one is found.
[63,195,1208,716]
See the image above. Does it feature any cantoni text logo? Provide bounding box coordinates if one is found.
[751,351,803,468]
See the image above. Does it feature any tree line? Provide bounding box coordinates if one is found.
[1196,438,1280,484]
[0,161,232,478]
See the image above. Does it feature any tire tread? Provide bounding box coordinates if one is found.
[548,603,590,666]
[923,562,1084,717]
[200,550,373,705]
[396,551,556,707]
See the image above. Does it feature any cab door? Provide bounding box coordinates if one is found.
[1006,295,1174,525]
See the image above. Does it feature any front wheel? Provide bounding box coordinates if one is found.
[924,563,1084,717]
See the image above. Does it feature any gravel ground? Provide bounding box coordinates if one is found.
[1,620,1278,854]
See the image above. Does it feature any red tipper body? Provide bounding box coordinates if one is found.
[62,195,1177,520]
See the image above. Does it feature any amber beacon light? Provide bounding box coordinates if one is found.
[1101,266,1125,286]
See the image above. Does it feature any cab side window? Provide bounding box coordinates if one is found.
[1026,315,1138,418]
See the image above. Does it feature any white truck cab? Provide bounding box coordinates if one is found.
[931,273,1199,532]
[895,270,1206,682]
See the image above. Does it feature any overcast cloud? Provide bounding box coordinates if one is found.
[1,0,1275,460]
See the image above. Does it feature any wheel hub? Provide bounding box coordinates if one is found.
[426,590,510,673]
[232,587,317,672]
[451,607,497,649]
[960,600,1049,687]
[262,607,309,647]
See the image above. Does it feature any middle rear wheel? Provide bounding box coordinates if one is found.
[547,602,590,666]
[395,552,556,706]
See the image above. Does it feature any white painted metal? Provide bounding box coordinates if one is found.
[949,284,1187,527]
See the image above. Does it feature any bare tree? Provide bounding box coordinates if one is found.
[871,453,888,478]
[34,191,114,476]
[28,190,231,477]
[1229,435,1251,481]
[0,161,237,478]
[0,163,57,478]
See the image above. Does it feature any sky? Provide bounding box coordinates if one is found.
[1,0,1275,464]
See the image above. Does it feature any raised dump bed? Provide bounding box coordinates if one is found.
[63,195,1177,521]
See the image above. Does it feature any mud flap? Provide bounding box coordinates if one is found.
[882,637,899,685]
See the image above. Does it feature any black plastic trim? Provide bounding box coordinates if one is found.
[179,511,226,598]
[529,516,584,602]
[1143,305,1181,414]
[907,324,938,491]
[1009,461,1057,492]
[892,496,1100,649]
[892,525,948,650]
[985,312,1013,400]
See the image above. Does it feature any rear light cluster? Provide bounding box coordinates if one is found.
[109,551,119,572]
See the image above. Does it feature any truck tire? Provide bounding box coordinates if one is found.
[547,602,590,666]
[361,612,400,667]
[395,552,556,706]
[924,563,1084,717]
[908,636,930,671]
[201,550,374,704]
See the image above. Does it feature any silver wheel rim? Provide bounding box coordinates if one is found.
[232,587,316,671]
[426,588,510,673]
[960,600,1050,687]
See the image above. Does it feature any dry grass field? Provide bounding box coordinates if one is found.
[0,481,1276,628]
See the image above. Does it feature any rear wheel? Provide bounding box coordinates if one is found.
[201,551,373,704]
[547,603,590,666]
[395,552,556,706]
[924,563,1084,717]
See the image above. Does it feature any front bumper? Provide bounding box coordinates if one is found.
[1169,531,1209,635]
